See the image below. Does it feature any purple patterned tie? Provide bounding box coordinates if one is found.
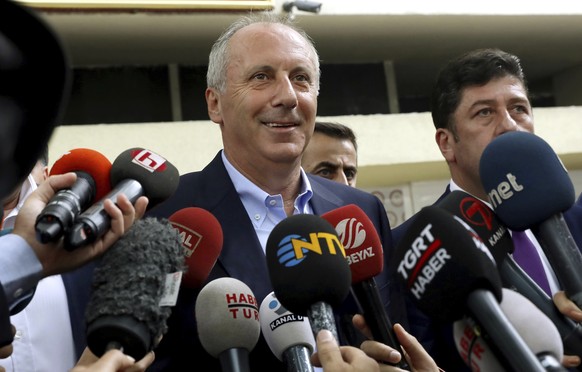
[511,230,552,296]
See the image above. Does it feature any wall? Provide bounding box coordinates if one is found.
[48,106,582,226]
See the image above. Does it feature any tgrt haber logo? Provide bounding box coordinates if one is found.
[131,148,167,172]
[334,218,366,251]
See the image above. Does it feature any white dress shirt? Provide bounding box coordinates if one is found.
[0,174,77,372]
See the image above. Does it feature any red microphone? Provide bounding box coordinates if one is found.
[35,148,112,243]
[168,207,223,289]
[322,204,408,368]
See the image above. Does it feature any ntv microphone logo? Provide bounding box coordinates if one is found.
[274,232,345,267]
[131,148,168,173]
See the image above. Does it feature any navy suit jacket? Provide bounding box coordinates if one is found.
[145,151,410,371]
[391,185,582,371]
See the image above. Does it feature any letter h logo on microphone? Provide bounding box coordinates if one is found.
[131,148,167,173]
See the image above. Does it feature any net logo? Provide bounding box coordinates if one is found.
[274,232,345,267]
[131,148,167,173]
[170,221,202,258]
[487,172,524,209]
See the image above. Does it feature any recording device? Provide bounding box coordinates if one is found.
[85,217,184,360]
[480,131,582,308]
[454,288,566,371]
[322,204,408,369]
[35,148,112,243]
[259,291,315,372]
[66,147,179,250]
[168,207,223,289]
[392,205,545,371]
[438,190,582,357]
[195,277,260,372]
[266,214,351,342]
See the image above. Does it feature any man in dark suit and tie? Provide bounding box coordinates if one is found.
[392,48,582,371]
[144,12,430,371]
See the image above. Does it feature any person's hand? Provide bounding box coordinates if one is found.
[311,329,381,371]
[71,347,154,372]
[553,291,582,368]
[12,172,149,277]
[352,314,440,372]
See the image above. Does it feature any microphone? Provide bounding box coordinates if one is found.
[266,214,351,342]
[392,205,545,371]
[35,148,112,243]
[168,207,224,289]
[454,288,566,371]
[480,131,582,308]
[66,147,180,250]
[321,204,408,369]
[195,277,260,372]
[85,217,185,360]
[259,291,315,372]
[438,190,582,357]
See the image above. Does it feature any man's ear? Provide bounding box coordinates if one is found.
[436,128,455,162]
[206,88,222,124]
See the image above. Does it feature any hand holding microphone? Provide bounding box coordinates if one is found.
[266,214,351,342]
[66,147,179,250]
[393,205,545,371]
[322,204,408,369]
[35,148,112,243]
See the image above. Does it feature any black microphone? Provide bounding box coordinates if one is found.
[454,288,566,372]
[438,190,582,357]
[259,291,315,372]
[480,131,582,308]
[266,214,351,342]
[35,148,112,243]
[392,205,545,371]
[322,204,408,369]
[66,147,179,250]
[195,277,260,372]
[85,216,185,360]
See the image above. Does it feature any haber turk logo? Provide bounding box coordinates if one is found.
[274,232,345,267]
[224,291,259,321]
[130,148,167,172]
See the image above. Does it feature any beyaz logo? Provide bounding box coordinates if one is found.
[266,297,306,331]
[169,221,202,258]
[487,173,524,209]
[275,232,345,268]
[130,148,167,173]
[225,291,259,320]
[333,217,366,251]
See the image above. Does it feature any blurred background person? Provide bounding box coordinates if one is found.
[302,121,358,187]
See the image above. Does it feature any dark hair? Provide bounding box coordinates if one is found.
[430,48,529,132]
[314,121,357,152]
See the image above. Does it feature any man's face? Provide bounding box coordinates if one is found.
[302,132,358,187]
[438,75,534,198]
[206,23,319,170]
